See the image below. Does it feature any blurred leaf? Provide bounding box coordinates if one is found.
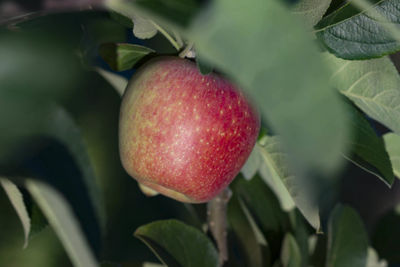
[227,195,264,267]
[327,205,369,267]
[281,233,302,267]
[0,178,31,248]
[25,179,98,267]
[143,263,165,267]
[383,133,400,179]
[343,103,394,186]
[232,175,287,258]
[316,0,400,59]
[372,205,400,263]
[325,54,400,139]
[132,14,158,39]
[0,103,104,255]
[196,54,213,75]
[366,247,388,267]
[109,11,134,28]
[99,43,154,71]
[190,0,349,178]
[135,219,219,267]
[96,68,129,96]
[292,0,332,26]
[257,136,320,231]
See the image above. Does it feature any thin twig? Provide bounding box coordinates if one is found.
[207,187,232,267]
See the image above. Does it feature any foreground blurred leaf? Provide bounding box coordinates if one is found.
[281,233,302,267]
[343,104,394,186]
[383,133,400,178]
[190,0,349,177]
[26,179,98,267]
[227,195,264,267]
[99,43,154,71]
[325,54,400,138]
[316,0,400,59]
[292,0,332,26]
[372,205,400,263]
[327,205,369,267]
[135,219,219,267]
[0,179,31,248]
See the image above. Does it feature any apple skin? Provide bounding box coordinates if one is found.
[119,57,260,203]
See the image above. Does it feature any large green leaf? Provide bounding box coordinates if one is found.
[372,205,400,263]
[325,54,400,137]
[189,0,349,177]
[25,179,99,267]
[99,43,155,71]
[326,205,369,267]
[135,219,219,267]
[227,195,264,267]
[316,0,400,59]
[383,133,400,179]
[292,0,332,26]
[343,103,394,186]
[281,233,302,267]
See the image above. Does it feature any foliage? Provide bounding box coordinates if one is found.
[1,0,400,267]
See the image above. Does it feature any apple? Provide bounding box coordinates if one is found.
[119,57,260,203]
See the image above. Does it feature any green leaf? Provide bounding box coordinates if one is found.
[292,0,332,26]
[257,136,320,231]
[99,43,154,71]
[343,103,394,186]
[196,55,213,76]
[366,247,388,267]
[190,0,350,177]
[232,175,288,258]
[383,133,400,179]
[281,233,302,267]
[25,179,99,267]
[109,11,134,28]
[372,205,400,263]
[289,210,311,267]
[327,205,369,267]
[135,219,219,267]
[316,0,400,59]
[227,195,264,267]
[325,53,400,138]
[0,178,31,248]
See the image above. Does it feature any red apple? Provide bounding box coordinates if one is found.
[119,57,260,203]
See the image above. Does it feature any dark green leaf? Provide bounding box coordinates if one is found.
[327,205,369,267]
[316,0,400,59]
[110,11,134,28]
[343,103,394,186]
[281,233,302,267]
[289,210,311,267]
[99,43,154,71]
[190,0,350,177]
[372,205,400,263]
[324,53,400,140]
[135,219,219,267]
[228,195,264,267]
[383,133,400,179]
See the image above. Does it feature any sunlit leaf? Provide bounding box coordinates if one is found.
[383,133,400,179]
[292,0,332,26]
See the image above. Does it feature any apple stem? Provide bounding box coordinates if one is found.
[179,42,195,58]
[207,187,232,267]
